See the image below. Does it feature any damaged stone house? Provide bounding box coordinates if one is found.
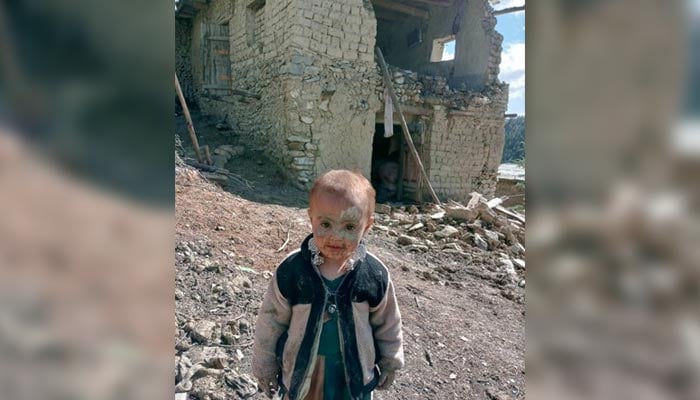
[176,0,509,203]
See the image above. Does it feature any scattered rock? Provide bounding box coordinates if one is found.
[407,222,424,232]
[397,234,419,245]
[442,242,462,252]
[473,233,489,251]
[191,320,217,344]
[407,244,429,252]
[513,259,525,270]
[375,203,392,215]
[434,226,460,239]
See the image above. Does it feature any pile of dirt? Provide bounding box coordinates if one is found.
[175,114,524,400]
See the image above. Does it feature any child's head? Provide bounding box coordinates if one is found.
[308,170,375,264]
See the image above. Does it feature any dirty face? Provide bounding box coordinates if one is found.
[308,191,374,264]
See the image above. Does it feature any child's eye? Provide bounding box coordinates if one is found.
[320,222,331,229]
[345,224,356,231]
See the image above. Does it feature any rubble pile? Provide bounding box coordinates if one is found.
[373,192,526,300]
[175,239,261,400]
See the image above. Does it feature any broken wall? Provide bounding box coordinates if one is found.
[190,0,381,186]
[375,0,501,90]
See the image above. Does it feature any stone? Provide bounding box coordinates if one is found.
[288,142,305,150]
[280,63,304,75]
[293,157,314,166]
[290,89,300,98]
[407,222,424,232]
[319,99,330,111]
[292,54,314,66]
[434,226,460,239]
[300,116,314,124]
[304,66,321,75]
[473,233,488,251]
[304,143,318,150]
[499,258,516,277]
[232,275,252,289]
[375,203,392,215]
[430,211,446,220]
[509,242,525,256]
[484,229,500,248]
[188,346,229,369]
[191,320,217,343]
[397,234,419,246]
[442,242,462,251]
[407,244,429,252]
[513,259,525,270]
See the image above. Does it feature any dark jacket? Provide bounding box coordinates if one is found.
[252,235,404,400]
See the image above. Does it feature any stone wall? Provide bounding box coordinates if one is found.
[183,0,507,198]
[375,0,502,91]
[423,84,509,201]
[176,17,195,102]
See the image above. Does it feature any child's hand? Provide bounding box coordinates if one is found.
[257,377,277,398]
[377,369,395,390]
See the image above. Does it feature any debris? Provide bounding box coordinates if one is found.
[375,203,392,214]
[235,266,259,275]
[513,259,525,270]
[424,349,433,367]
[434,225,460,239]
[407,244,429,252]
[190,320,217,344]
[441,243,462,252]
[430,211,446,220]
[449,373,457,380]
[397,234,420,245]
[473,233,489,251]
[407,222,424,232]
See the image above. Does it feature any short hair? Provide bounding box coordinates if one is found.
[309,169,376,217]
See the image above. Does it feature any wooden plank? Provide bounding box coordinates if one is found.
[372,0,429,18]
[409,0,452,6]
[175,73,202,163]
[376,47,440,205]
[493,5,525,16]
[202,85,262,99]
[378,104,433,116]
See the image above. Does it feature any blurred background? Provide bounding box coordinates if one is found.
[0,0,174,399]
[527,0,700,399]
[0,0,698,399]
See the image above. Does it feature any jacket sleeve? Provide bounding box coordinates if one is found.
[252,268,292,383]
[369,273,404,371]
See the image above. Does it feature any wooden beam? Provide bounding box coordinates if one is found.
[372,0,429,19]
[504,113,518,118]
[410,0,452,7]
[377,104,433,117]
[376,47,441,205]
[202,85,262,99]
[175,73,203,163]
[493,5,525,16]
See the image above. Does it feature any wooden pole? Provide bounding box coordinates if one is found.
[375,47,441,205]
[202,145,213,166]
[493,5,525,16]
[175,73,203,163]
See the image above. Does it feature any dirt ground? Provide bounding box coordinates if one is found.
[175,113,525,400]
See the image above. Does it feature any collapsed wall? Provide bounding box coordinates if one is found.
[184,0,508,200]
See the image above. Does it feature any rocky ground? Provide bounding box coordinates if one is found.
[175,113,525,400]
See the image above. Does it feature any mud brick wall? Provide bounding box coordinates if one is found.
[423,84,509,201]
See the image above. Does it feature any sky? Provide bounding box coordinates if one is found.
[494,1,525,115]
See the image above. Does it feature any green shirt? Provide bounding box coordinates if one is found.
[318,276,372,400]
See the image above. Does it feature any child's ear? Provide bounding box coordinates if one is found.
[364,214,375,235]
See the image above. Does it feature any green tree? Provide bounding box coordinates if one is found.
[502,116,525,164]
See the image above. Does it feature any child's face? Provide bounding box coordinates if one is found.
[308,191,374,265]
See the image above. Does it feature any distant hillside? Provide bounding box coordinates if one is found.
[502,115,525,164]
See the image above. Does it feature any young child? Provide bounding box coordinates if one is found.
[252,170,404,400]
